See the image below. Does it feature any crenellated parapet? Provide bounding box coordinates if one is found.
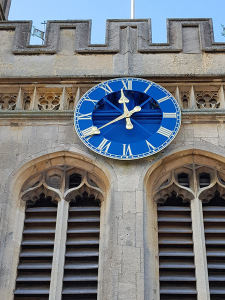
[0,18,224,55]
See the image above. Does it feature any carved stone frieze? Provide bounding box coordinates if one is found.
[38,92,60,111]
[0,93,16,110]
[196,91,220,109]
[181,91,190,109]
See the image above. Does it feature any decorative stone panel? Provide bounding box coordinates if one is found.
[0,93,16,110]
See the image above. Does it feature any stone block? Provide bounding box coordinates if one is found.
[122,191,136,214]
[117,175,140,192]
[122,245,141,274]
[118,213,136,247]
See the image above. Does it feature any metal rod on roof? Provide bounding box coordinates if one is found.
[131,0,135,19]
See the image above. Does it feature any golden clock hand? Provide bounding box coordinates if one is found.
[82,113,126,137]
[84,100,142,137]
[127,106,141,117]
[97,90,139,132]
[97,113,126,131]
[83,113,126,137]
[118,89,129,114]
[125,106,141,130]
[126,118,133,129]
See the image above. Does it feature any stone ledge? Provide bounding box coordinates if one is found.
[0,110,224,124]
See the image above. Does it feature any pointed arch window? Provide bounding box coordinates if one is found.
[151,164,225,299]
[14,166,104,300]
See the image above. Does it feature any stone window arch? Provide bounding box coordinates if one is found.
[146,157,225,300]
[14,164,105,300]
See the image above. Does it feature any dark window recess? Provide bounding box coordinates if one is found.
[203,194,225,300]
[199,173,210,188]
[62,195,101,300]
[70,192,100,207]
[14,195,57,300]
[69,173,82,189]
[158,192,190,207]
[177,173,190,188]
[157,194,197,300]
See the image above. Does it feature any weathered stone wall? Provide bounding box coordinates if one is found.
[0,18,225,300]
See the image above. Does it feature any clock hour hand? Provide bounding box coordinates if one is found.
[118,89,142,130]
[125,106,141,130]
[125,118,133,129]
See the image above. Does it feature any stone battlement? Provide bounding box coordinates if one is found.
[1,18,225,78]
[0,18,224,54]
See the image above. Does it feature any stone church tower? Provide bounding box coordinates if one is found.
[0,1,225,300]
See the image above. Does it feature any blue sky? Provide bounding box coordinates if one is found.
[9,0,225,44]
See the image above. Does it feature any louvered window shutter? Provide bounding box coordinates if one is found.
[14,195,57,300]
[157,194,197,300]
[203,192,225,300]
[62,193,100,300]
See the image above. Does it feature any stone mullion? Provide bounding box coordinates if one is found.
[49,198,69,300]
[191,197,210,300]
[191,167,210,300]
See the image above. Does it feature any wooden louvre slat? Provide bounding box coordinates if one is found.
[158,195,197,300]
[14,202,57,299]
[203,196,225,300]
[62,202,100,300]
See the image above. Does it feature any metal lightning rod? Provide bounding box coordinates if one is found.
[131,0,135,19]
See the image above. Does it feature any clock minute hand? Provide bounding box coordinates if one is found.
[97,105,141,132]
[82,113,126,138]
[97,113,126,131]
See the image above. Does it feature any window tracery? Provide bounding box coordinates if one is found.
[0,93,17,110]
[23,93,32,110]
[196,91,220,109]
[21,165,104,204]
[38,92,61,111]
[180,90,190,109]
[67,93,76,110]
[151,162,225,300]
[15,164,104,299]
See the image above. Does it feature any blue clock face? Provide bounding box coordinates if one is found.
[74,78,181,160]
